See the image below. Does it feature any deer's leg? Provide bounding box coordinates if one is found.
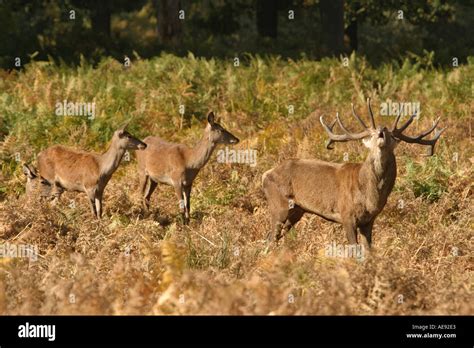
[342,219,358,245]
[85,188,97,217]
[280,220,292,238]
[268,201,290,243]
[173,182,186,223]
[263,180,289,244]
[359,220,374,252]
[50,182,64,206]
[40,180,52,201]
[94,191,103,219]
[287,206,305,229]
[143,178,158,211]
[183,185,192,224]
[139,173,148,197]
[278,205,305,239]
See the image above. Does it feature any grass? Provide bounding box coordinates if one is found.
[0,54,472,315]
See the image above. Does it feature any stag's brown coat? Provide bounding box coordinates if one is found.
[263,98,444,250]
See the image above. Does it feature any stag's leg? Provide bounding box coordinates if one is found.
[342,220,358,245]
[287,205,305,227]
[280,205,305,238]
[267,198,290,243]
[143,178,158,212]
[183,185,192,224]
[263,181,289,243]
[266,199,287,242]
[359,220,374,253]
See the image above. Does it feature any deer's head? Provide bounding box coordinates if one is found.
[22,163,51,198]
[113,124,147,150]
[320,98,445,157]
[206,112,240,145]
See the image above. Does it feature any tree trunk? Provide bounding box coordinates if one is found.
[155,0,182,45]
[257,0,278,38]
[319,0,345,56]
[346,18,358,52]
[91,3,111,39]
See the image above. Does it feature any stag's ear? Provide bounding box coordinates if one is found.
[207,112,215,126]
[22,164,37,179]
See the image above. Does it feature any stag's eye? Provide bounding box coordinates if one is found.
[378,131,384,138]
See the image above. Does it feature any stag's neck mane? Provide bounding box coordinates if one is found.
[359,147,397,213]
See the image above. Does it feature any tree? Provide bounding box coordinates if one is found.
[320,0,345,56]
[256,0,278,38]
[154,0,182,45]
[344,0,455,53]
[71,0,145,48]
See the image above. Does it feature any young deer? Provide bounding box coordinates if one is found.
[262,98,445,250]
[31,127,146,218]
[136,112,239,224]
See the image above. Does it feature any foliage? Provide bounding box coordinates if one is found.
[0,55,472,315]
[0,0,473,68]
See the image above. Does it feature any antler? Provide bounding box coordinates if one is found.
[320,98,376,150]
[392,113,446,156]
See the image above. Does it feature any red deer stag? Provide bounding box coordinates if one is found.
[262,98,445,250]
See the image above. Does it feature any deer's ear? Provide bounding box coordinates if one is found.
[22,164,37,179]
[207,112,215,125]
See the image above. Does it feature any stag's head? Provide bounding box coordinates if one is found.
[320,98,445,156]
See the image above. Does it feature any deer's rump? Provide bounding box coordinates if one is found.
[37,145,101,191]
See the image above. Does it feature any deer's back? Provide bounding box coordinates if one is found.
[37,145,101,189]
[138,136,189,178]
